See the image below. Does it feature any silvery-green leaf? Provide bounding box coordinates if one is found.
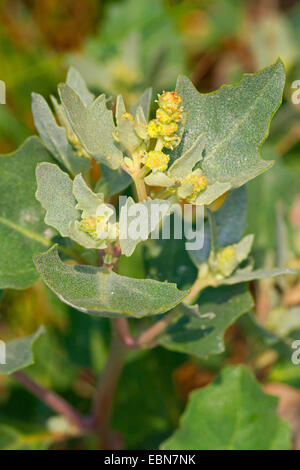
[195,182,231,205]
[66,67,94,106]
[116,94,126,124]
[175,60,285,204]
[0,326,45,375]
[220,267,296,285]
[59,84,123,169]
[50,95,72,132]
[235,234,254,262]
[115,95,141,153]
[35,163,79,237]
[177,183,193,199]
[134,106,148,139]
[119,197,170,256]
[144,172,174,187]
[34,245,188,318]
[168,132,205,178]
[31,93,90,176]
[72,174,103,217]
[130,88,152,120]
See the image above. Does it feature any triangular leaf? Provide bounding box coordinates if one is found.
[31,93,90,176]
[66,67,94,106]
[59,84,123,169]
[119,197,170,256]
[161,365,291,450]
[35,163,79,237]
[175,60,285,204]
[159,284,253,357]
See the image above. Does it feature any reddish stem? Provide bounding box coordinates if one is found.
[13,371,90,432]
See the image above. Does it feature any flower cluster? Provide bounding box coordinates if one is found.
[147,91,183,149]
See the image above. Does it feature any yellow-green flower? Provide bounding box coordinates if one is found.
[144,150,170,172]
[147,120,159,138]
[216,246,236,267]
[157,122,178,136]
[157,91,182,115]
[80,204,118,240]
[182,171,207,199]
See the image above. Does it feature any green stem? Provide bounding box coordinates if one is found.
[206,208,217,257]
[184,274,215,305]
[134,175,148,201]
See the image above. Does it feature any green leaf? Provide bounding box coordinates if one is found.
[36,164,109,250]
[0,137,54,289]
[96,164,131,198]
[66,67,94,106]
[31,93,90,176]
[72,174,103,217]
[188,187,247,267]
[168,132,206,178]
[34,245,188,318]
[175,60,285,204]
[119,197,170,257]
[220,267,296,285]
[0,326,45,375]
[0,423,53,450]
[116,95,141,153]
[59,84,123,169]
[144,171,174,188]
[159,284,253,358]
[130,88,152,120]
[35,163,79,237]
[161,365,291,450]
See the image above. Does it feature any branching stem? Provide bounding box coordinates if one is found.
[12,371,90,432]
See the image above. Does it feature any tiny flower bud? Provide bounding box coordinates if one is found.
[121,112,134,122]
[216,246,236,267]
[156,108,172,124]
[144,150,170,172]
[80,216,100,239]
[182,171,207,200]
[157,122,178,136]
[123,157,134,170]
[158,91,182,115]
[147,120,159,138]
[162,135,181,149]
